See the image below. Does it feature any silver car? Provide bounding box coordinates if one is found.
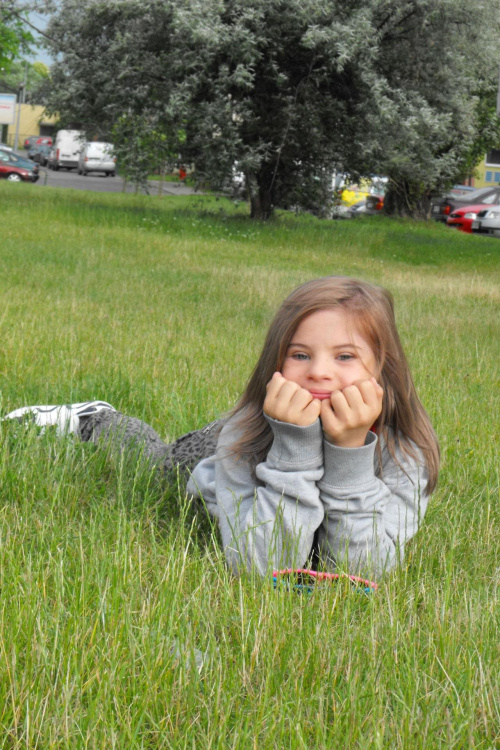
[471,205,500,237]
[77,141,116,176]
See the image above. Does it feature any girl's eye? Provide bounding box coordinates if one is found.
[291,352,309,361]
[337,354,354,361]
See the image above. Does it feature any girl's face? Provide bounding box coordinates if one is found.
[281,308,378,399]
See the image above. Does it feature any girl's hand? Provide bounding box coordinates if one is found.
[320,377,383,448]
[264,372,321,427]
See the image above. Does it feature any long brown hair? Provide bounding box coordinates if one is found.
[230,276,439,493]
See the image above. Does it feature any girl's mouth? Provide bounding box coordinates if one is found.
[309,391,332,401]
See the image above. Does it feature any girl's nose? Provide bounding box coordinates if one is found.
[307,357,334,381]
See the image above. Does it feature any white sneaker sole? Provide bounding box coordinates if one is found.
[3,401,116,435]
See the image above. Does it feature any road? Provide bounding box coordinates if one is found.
[34,167,198,196]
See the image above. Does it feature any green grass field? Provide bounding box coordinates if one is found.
[0,184,498,748]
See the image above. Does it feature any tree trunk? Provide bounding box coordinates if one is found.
[158,166,165,197]
[249,180,274,220]
[383,180,432,220]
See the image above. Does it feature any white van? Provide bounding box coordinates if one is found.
[78,142,116,176]
[52,130,84,171]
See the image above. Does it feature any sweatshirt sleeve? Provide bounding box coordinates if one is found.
[317,431,429,576]
[187,414,325,576]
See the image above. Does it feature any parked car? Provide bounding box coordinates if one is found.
[347,199,368,217]
[28,143,45,160]
[0,149,39,181]
[52,130,84,170]
[29,143,52,166]
[24,135,52,150]
[339,175,388,211]
[77,141,116,176]
[340,184,371,207]
[346,177,387,216]
[47,148,57,169]
[446,203,500,233]
[365,194,384,213]
[0,142,13,152]
[24,136,39,150]
[431,186,500,222]
[447,184,477,197]
[364,180,388,214]
[471,205,500,237]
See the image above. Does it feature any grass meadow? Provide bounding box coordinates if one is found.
[0,183,499,749]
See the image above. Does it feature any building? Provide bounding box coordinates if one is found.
[473,150,500,189]
[1,104,57,148]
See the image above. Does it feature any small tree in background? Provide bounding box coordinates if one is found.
[112,112,179,193]
[0,59,50,103]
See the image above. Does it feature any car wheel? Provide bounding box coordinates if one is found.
[83,170,87,176]
[77,168,82,175]
[110,172,116,178]
[7,173,22,182]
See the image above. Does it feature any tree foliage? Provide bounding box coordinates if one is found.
[0,58,49,103]
[112,112,179,192]
[357,0,500,218]
[46,0,181,186]
[45,0,500,219]
[174,0,373,218]
[0,1,35,70]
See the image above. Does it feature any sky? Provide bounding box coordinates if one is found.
[26,10,54,67]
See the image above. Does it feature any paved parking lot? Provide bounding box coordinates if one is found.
[35,167,197,196]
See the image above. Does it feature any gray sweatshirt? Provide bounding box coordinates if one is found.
[186,413,429,578]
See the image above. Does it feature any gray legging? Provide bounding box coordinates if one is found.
[79,410,223,478]
[79,409,323,565]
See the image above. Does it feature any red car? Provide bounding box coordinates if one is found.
[0,149,39,182]
[446,203,496,233]
[431,186,500,222]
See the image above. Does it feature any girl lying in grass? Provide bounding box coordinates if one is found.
[5,276,439,579]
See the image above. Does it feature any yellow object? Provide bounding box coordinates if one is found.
[340,186,370,206]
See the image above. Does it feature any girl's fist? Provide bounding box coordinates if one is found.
[264,372,321,427]
[320,377,383,448]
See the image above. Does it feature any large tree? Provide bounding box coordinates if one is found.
[45,0,500,219]
[173,0,374,218]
